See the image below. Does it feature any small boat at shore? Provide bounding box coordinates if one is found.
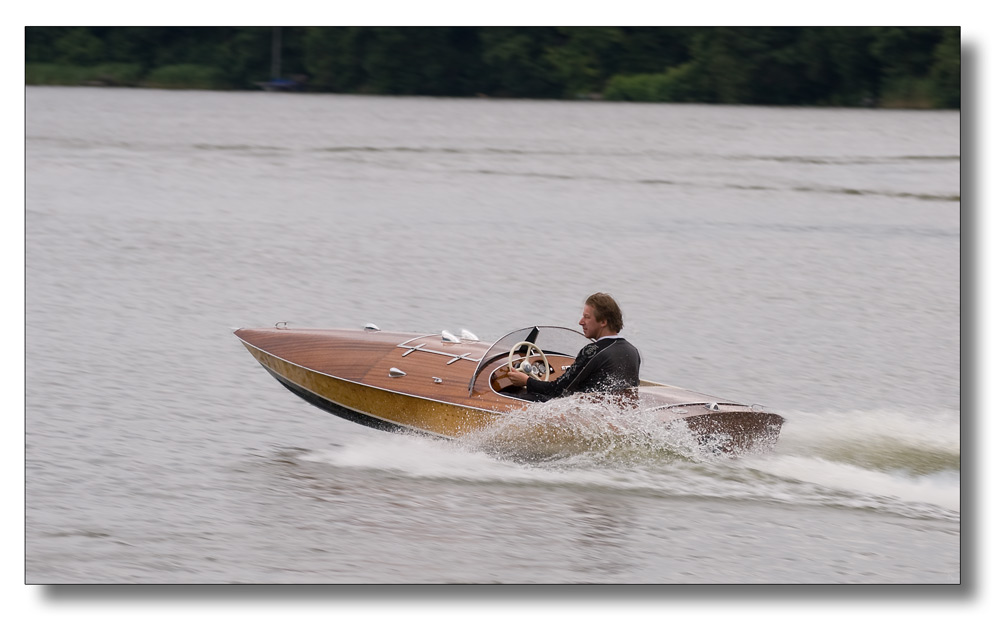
[234,323,784,456]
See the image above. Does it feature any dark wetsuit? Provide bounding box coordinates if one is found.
[525,337,641,400]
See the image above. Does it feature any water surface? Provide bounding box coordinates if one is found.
[26,87,960,584]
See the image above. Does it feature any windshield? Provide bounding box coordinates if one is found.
[467,326,591,394]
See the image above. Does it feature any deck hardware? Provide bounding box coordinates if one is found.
[460,329,479,342]
[388,368,407,378]
[395,338,480,364]
[432,377,443,384]
[275,321,289,330]
[707,402,720,411]
[442,330,460,343]
[364,323,381,331]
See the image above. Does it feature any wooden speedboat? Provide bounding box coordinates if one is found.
[234,323,784,455]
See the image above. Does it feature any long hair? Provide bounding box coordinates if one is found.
[585,292,624,333]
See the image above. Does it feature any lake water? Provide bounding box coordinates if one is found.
[25,86,960,586]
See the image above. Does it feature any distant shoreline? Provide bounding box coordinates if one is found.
[26,27,960,110]
[24,74,951,111]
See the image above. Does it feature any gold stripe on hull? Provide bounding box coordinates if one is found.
[244,342,499,438]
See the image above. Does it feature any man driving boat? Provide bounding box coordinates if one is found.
[506,293,641,400]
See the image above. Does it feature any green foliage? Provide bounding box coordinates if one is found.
[24,26,960,108]
[870,26,943,80]
[52,27,105,65]
[360,27,480,95]
[869,26,961,108]
[25,62,143,86]
[143,64,228,90]
[303,27,367,92]
[604,63,701,102]
[479,27,562,98]
[879,76,937,108]
[613,27,695,74]
[604,74,655,102]
[214,27,273,86]
[303,26,484,96]
[794,27,881,106]
[604,26,958,108]
[24,63,92,85]
[542,27,625,97]
[929,27,961,108]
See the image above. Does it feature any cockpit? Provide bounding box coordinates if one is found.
[468,326,592,398]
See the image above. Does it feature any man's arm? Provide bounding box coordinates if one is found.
[525,343,601,397]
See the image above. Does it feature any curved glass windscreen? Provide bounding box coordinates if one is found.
[467,326,591,393]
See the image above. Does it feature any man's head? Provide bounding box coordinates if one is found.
[580,292,624,339]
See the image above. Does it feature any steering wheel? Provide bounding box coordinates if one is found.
[507,341,551,381]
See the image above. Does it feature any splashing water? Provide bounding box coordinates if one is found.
[459,394,738,466]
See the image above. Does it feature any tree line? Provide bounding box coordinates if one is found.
[25,26,960,108]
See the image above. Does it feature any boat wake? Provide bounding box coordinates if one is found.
[292,402,959,522]
[773,407,960,476]
[747,407,961,516]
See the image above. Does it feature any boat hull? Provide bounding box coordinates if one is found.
[239,338,499,437]
[234,325,785,455]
